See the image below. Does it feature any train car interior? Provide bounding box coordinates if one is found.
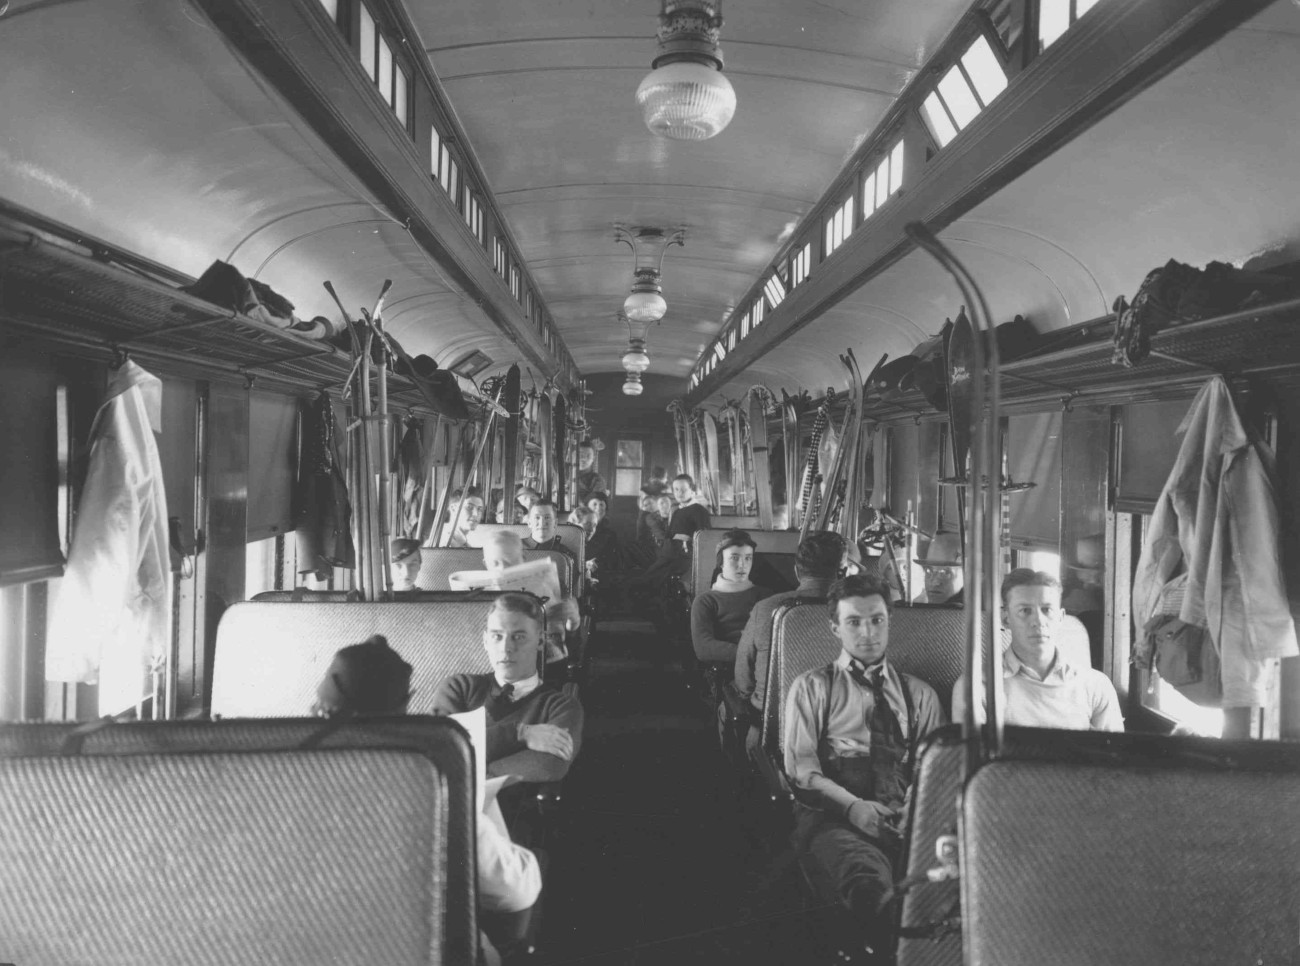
[2,0,1299,963]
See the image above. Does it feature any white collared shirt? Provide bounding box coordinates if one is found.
[492,672,541,702]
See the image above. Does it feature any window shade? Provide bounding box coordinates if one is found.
[1117,397,1193,513]
[1006,412,1062,550]
[247,392,298,540]
[0,352,63,586]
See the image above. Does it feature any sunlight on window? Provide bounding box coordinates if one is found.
[318,0,338,22]
[1022,549,1061,580]
[888,141,904,194]
[378,35,394,106]
[359,5,377,81]
[921,92,957,147]
[938,63,981,128]
[1039,0,1070,50]
[961,35,1008,106]
[1152,678,1224,737]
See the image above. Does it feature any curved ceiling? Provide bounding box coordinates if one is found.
[410,0,975,377]
[698,2,1300,403]
[0,0,518,376]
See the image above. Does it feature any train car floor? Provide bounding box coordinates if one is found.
[537,614,838,965]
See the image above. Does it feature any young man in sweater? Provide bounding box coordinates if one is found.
[431,593,584,784]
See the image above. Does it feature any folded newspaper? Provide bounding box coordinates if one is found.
[448,557,561,602]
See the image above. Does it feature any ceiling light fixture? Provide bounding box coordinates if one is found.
[619,311,652,374]
[622,371,644,396]
[636,0,736,141]
[615,225,685,324]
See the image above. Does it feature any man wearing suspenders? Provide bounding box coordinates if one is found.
[784,574,946,956]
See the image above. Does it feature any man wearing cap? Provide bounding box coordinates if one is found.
[431,593,583,784]
[952,569,1123,731]
[310,635,543,956]
[389,537,423,594]
[919,530,964,605]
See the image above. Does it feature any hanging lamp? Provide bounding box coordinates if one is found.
[615,225,685,324]
[636,0,736,141]
[622,371,645,396]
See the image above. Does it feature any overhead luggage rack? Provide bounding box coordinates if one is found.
[0,206,478,417]
[864,300,1300,421]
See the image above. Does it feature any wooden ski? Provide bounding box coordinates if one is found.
[553,392,567,511]
[747,387,775,528]
[815,349,865,534]
[781,391,801,529]
[701,409,721,514]
[797,391,833,539]
[536,390,552,501]
[500,363,522,520]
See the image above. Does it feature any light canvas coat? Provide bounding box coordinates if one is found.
[1132,377,1297,706]
[46,361,170,715]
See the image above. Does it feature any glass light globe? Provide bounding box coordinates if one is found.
[622,373,644,396]
[624,289,668,323]
[621,348,651,373]
[636,60,736,141]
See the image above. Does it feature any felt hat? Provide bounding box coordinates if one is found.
[390,537,421,564]
[314,635,413,715]
[922,531,963,568]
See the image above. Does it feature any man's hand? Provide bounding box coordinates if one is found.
[846,800,898,840]
[519,723,574,760]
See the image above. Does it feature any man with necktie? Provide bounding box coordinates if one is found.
[783,574,946,958]
[431,593,583,784]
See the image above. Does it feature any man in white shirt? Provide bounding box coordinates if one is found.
[784,575,946,956]
[952,568,1123,731]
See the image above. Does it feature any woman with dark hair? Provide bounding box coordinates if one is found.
[585,491,620,574]
[576,439,608,505]
[690,529,771,664]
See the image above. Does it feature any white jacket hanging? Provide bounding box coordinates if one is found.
[46,361,170,715]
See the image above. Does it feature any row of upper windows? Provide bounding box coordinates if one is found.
[691,0,1103,392]
[316,0,576,386]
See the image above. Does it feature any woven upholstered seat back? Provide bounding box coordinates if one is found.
[415,547,572,597]
[690,528,800,599]
[897,725,964,966]
[212,600,499,718]
[963,730,1300,966]
[764,601,838,753]
[0,717,474,966]
[763,602,980,754]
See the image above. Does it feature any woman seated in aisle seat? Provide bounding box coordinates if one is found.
[629,489,669,568]
[311,635,541,965]
[584,492,620,578]
[690,529,772,665]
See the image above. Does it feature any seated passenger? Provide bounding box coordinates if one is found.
[919,530,964,605]
[478,530,563,601]
[522,499,576,564]
[431,593,584,784]
[389,537,423,594]
[952,569,1123,731]
[690,529,772,663]
[311,635,543,937]
[443,486,485,548]
[543,596,580,670]
[515,485,540,516]
[667,474,710,553]
[575,439,608,506]
[630,490,668,567]
[584,491,620,574]
[734,530,845,715]
[785,575,945,954]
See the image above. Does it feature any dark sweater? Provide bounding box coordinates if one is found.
[691,585,771,663]
[431,673,584,783]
